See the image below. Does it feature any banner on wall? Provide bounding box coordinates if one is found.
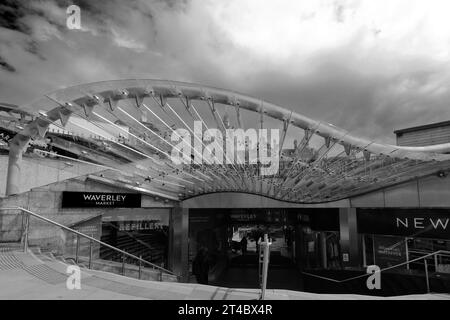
[373,235,407,268]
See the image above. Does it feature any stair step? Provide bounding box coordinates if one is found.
[0,242,22,252]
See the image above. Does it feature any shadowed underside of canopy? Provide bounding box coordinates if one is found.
[6,79,450,203]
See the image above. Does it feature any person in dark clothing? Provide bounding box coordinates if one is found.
[193,247,209,284]
[251,227,264,254]
[240,236,248,255]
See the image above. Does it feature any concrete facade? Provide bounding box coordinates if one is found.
[395,120,450,147]
[181,173,450,209]
[0,154,103,197]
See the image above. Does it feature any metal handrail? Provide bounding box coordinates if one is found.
[408,249,449,256]
[303,250,450,285]
[0,207,177,278]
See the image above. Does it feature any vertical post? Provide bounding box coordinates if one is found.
[424,258,430,293]
[434,253,438,272]
[169,206,189,281]
[260,234,271,300]
[405,238,409,270]
[138,255,142,280]
[292,239,296,263]
[122,254,126,275]
[22,212,29,253]
[159,269,163,282]
[362,235,367,267]
[372,234,376,265]
[88,239,93,269]
[258,239,263,286]
[75,234,80,264]
[320,232,327,269]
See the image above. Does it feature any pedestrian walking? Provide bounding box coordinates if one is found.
[192,247,209,284]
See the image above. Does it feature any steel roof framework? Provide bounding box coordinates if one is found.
[6,79,450,203]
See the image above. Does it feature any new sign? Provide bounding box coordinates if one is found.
[358,209,450,239]
[62,192,141,208]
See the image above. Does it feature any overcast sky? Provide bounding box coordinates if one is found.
[1,0,450,143]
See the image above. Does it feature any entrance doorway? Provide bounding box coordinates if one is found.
[188,208,341,290]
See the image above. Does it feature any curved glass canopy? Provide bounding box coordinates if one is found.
[6,79,450,203]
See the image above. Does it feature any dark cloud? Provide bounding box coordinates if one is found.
[0,55,15,72]
[0,0,30,33]
[0,0,449,145]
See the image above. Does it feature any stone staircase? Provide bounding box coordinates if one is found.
[0,242,178,283]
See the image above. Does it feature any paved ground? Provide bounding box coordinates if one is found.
[0,249,449,300]
[211,253,303,290]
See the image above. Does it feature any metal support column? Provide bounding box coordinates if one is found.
[169,205,189,282]
[6,142,24,196]
[339,208,360,268]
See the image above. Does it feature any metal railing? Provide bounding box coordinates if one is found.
[0,207,179,281]
[303,250,450,293]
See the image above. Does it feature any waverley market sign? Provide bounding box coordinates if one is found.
[62,192,141,208]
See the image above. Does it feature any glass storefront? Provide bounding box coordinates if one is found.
[100,208,170,268]
[358,208,450,276]
[294,210,341,271]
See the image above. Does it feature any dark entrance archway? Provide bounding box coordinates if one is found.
[188,207,340,290]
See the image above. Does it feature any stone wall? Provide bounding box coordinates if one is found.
[0,154,103,197]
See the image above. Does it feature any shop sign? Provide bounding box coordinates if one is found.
[230,213,258,222]
[118,220,163,231]
[62,191,141,208]
[358,209,450,239]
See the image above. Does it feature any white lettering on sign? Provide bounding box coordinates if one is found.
[430,218,449,229]
[396,217,449,230]
[396,218,408,228]
[83,194,127,202]
[414,218,424,229]
[377,245,402,257]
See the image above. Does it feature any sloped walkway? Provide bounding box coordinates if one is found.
[0,249,448,300]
